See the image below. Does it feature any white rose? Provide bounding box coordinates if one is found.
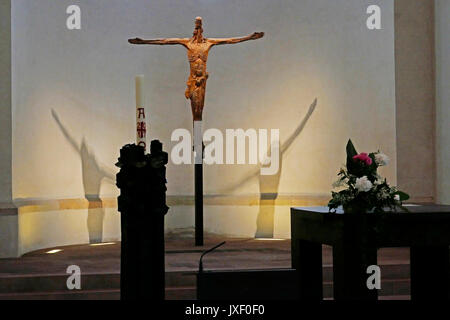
[375,153,390,166]
[355,176,373,192]
[394,194,400,201]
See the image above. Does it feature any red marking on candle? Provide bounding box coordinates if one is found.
[137,122,146,138]
[137,108,145,119]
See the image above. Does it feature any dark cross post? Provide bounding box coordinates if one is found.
[128,17,264,246]
[195,162,203,245]
[193,122,204,245]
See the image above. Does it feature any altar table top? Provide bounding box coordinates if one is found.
[291,205,450,247]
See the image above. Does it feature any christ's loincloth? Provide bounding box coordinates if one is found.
[185,73,209,120]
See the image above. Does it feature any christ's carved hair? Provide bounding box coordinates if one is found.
[194,17,203,35]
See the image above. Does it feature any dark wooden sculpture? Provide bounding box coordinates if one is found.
[116,141,169,300]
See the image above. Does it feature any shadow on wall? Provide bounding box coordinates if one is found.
[223,98,317,238]
[51,109,116,243]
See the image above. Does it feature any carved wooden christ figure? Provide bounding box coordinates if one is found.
[129,17,264,121]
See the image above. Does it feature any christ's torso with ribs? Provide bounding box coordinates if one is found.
[187,41,211,79]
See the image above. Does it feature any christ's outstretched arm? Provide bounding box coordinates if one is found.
[128,37,189,47]
[208,32,264,46]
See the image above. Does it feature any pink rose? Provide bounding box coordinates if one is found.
[353,153,373,165]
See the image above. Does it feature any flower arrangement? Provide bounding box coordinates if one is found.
[328,140,409,213]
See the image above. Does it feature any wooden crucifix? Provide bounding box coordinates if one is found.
[129,17,264,246]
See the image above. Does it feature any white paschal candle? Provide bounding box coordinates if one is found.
[135,75,147,151]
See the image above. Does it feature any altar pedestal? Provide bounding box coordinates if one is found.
[291,205,450,300]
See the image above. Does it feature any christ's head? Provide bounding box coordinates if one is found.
[193,17,204,42]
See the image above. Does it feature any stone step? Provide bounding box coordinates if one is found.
[324,295,411,301]
[0,282,411,300]
[323,279,410,297]
[0,263,408,294]
[0,273,120,294]
[0,289,121,300]
[0,287,197,300]
[0,275,410,300]
[0,272,198,294]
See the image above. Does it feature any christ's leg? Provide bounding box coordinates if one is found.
[191,86,205,121]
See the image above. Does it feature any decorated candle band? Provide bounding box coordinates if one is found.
[135,75,147,151]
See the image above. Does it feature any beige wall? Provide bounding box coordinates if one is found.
[0,214,18,258]
[6,0,399,255]
[0,0,12,204]
[394,0,436,203]
[12,0,397,202]
[0,0,18,258]
[0,0,444,258]
[435,0,450,204]
[18,207,120,255]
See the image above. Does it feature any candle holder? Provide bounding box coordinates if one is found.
[116,141,169,300]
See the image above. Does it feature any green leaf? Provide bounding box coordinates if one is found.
[368,153,378,169]
[346,139,358,159]
[346,140,359,175]
[394,191,410,201]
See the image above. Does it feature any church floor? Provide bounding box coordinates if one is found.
[0,234,411,300]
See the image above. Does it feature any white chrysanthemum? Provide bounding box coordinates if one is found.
[375,153,390,166]
[355,176,373,192]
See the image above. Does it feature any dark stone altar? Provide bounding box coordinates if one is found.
[291,205,450,300]
[116,141,169,300]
